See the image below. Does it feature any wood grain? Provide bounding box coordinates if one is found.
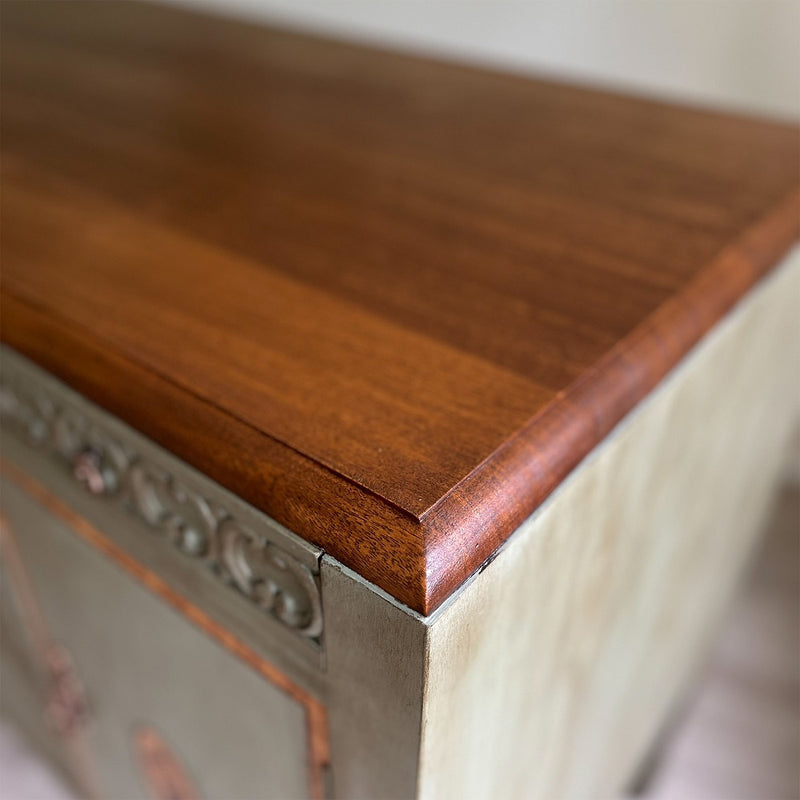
[1,0,798,613]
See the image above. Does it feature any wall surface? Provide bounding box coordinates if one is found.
[167,0,800,119]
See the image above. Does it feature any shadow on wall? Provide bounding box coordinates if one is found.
[168,0,800,119]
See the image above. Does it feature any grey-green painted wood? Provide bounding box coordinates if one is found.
[0,568,81,795]
[1,346,326,682]
[0,345,434,800]
[2,479,313,799]
[322,561,427,800]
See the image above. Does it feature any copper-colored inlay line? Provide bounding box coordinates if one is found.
[133,724,200,800]
[0,459,331,800]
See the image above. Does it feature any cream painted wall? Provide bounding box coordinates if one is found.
[166,0,799,119]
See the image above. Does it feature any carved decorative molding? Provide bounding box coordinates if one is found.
[0,365,323,643]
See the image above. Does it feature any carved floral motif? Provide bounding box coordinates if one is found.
[0,374,323,642]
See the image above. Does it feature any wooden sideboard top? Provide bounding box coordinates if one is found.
[1,1,798,614]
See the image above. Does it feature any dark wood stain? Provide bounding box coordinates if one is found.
[1,1,798,613]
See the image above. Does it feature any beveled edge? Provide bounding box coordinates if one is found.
[420,186,800,612]
[1,187,797,617]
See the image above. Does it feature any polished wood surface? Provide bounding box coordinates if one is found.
[1,1,798,613]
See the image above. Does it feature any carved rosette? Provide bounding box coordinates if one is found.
[0,374,323,642]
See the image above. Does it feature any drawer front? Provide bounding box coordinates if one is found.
[1,477,321,800]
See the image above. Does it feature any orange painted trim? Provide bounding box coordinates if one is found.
[132,724,201,800]
[0,459,331,800]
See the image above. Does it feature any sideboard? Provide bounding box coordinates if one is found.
[1,2,798,798]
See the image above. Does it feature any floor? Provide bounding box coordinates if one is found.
[1,485,798,800]
[643,482,800,800]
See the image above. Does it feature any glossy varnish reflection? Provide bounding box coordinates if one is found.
[1,1,798,613]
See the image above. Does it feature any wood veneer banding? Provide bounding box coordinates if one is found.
[1,1,798,613]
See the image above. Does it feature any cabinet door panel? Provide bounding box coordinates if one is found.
[1,477,314,800]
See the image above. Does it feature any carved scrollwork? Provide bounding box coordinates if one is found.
[0,371,323,644]
[217,520,323,637]
[126,464,218,558]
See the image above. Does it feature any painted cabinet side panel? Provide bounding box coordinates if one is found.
[322,561,426,800]
[419,251,800,800]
